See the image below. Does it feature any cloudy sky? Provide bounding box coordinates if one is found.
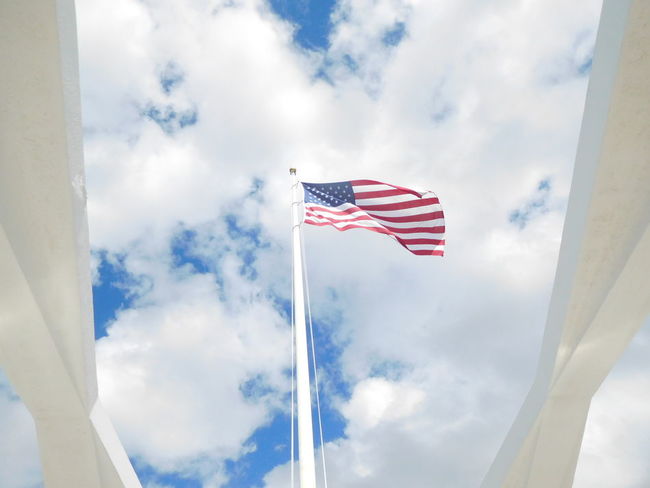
[1,0,650,487]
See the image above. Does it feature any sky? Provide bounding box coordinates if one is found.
[1,0,650,487]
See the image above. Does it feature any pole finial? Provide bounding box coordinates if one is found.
[289,168,297,175]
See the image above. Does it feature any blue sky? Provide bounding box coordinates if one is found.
[268,0,336,50]
[71,0,623,487]
[6,1,650,488]
[88,4,356,479]
[92,213,347,487]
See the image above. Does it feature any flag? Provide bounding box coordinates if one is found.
[302,179,445,256]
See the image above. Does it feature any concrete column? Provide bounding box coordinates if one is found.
[0,1,141,486]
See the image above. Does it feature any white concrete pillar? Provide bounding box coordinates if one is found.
[0,1,141,486]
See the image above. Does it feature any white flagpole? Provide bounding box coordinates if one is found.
[290,168,317,488]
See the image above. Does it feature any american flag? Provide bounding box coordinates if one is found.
[302,179,445,256]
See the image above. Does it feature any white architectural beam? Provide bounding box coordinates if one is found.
[0,1,141,486]
[482,0,650,486]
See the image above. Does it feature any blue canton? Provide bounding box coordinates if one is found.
[303,181,356,207]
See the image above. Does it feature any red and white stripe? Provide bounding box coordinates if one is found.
[303,179,445,256]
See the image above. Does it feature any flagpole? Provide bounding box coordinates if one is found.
[290,168,317,488]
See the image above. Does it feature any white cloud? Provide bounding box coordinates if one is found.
[95,237,291,479]
[73,0,610,484]
[0,375,42,488]
[574,320,650,488]
[265,360,513,488]
[341,377,426,431]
